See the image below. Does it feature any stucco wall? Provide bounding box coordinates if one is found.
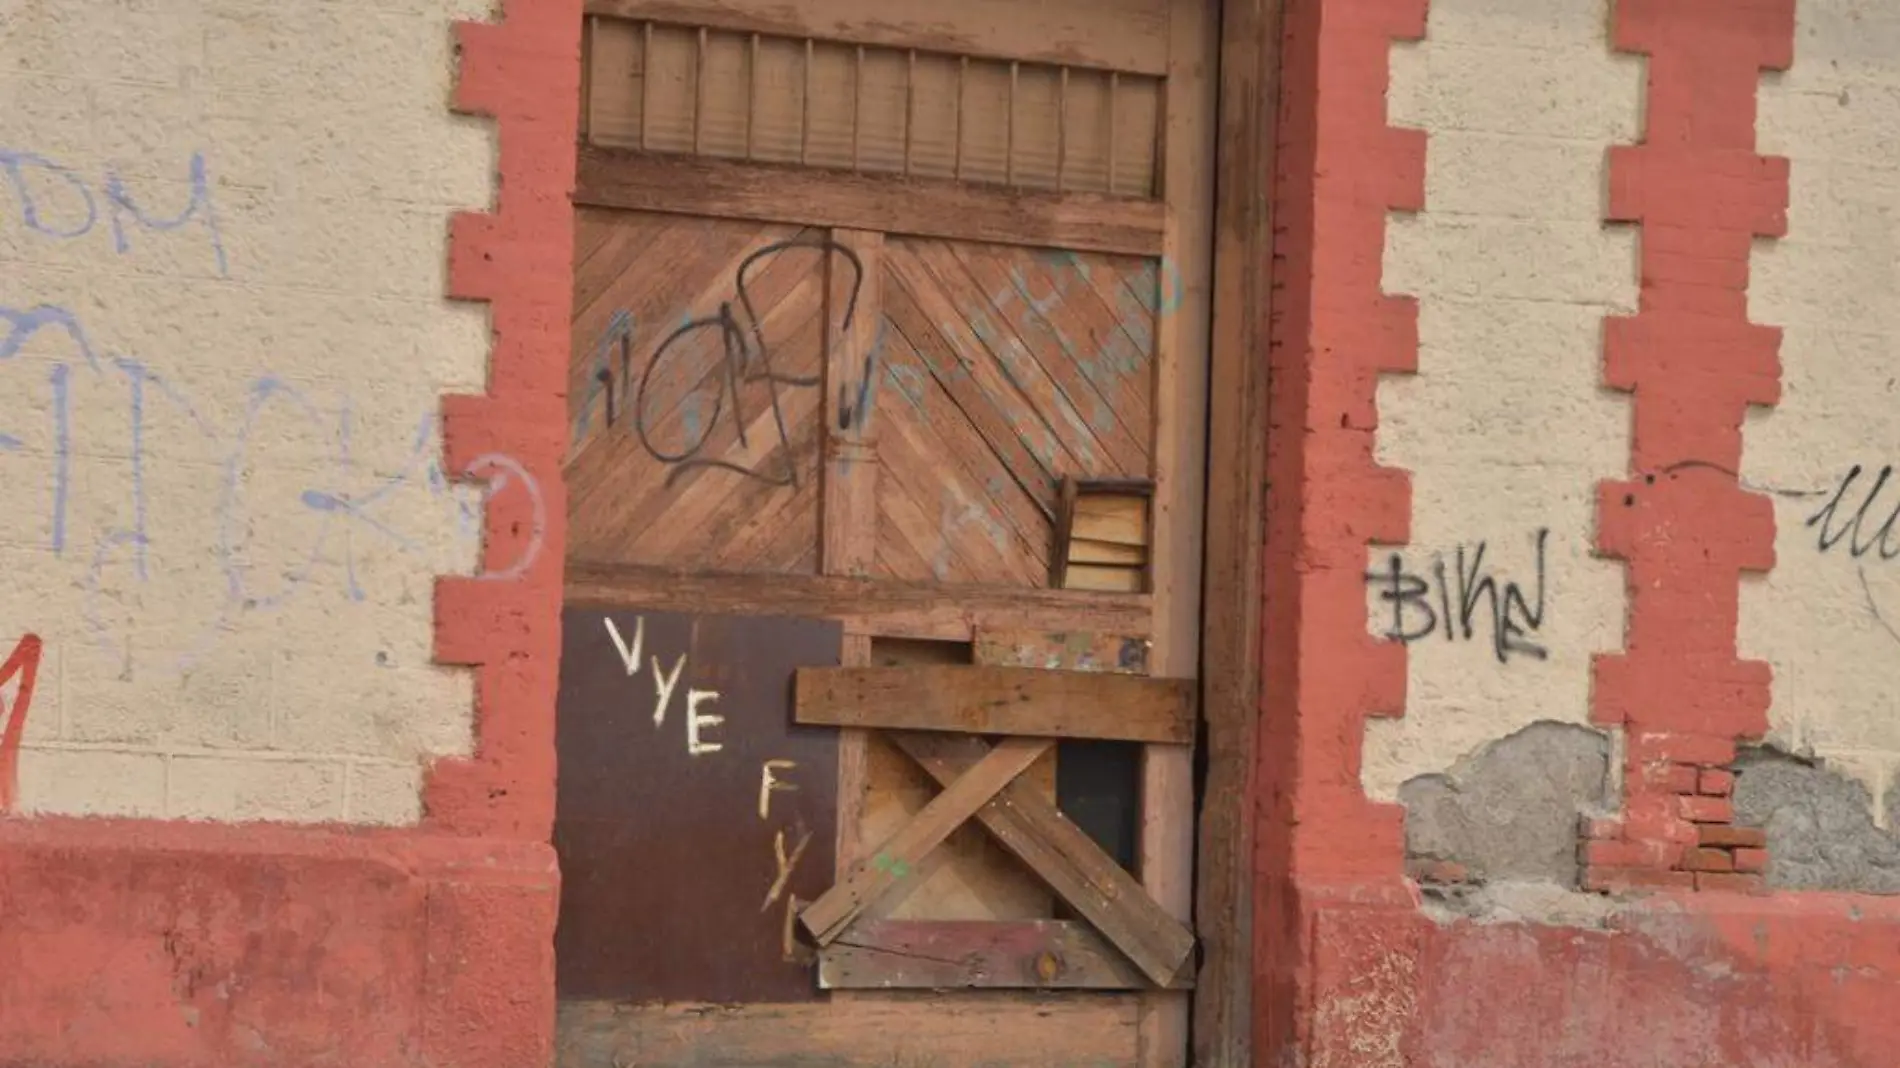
[1744,0,1900,834]
[0,0,494,824]
[1366,0,1638,802]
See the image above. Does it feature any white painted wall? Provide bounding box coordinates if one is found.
[1364,0,1640,800]
[1744,0,1900,827]
[0,0,496,823]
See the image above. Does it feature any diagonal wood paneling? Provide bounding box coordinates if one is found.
[873,236,1157,588]
[568,208,846,572]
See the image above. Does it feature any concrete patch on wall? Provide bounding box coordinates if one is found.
[1733,746,1900,894]
[1401,722,1612,888]
[0,0,501,823]
[1365,0,1640,800]
[1742,0,1900,824]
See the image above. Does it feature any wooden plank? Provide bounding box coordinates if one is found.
[1063,565,1146,593]
[575,147,1168,258]
[890,732,1194,987]
[1072,495,1150,546]
[1070,539,1149,566]
[565,561,1153,640]
[557,994,1144,1068]
[1194,1,1278,1066]
[800,736,1053,944]
[820,920,1193,990]
[1141,0,1219,1061]
[973,628,1152,676]
[554,608,841,1003]
[795,665,1194,744]
[581,0,1171,76]
[834,633,875,874]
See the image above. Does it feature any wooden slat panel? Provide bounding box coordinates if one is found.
[581,0,1172,76]
[557,994,1143,1068]
[568,210,835,572]
[576,148,1168,257]
[800,737,1052,944]
[820,920,1192,990]
[565,561,1153,641]
[795,665,1194,743]
[890,732,1195,987]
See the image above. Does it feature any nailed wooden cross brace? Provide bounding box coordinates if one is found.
[796,731,1196,988]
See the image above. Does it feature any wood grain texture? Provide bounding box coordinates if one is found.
[973,629,1152,676]
[581,0,1172,76]
[820,920,1192,990]
[795,666,1194,744]
[800,736,1052,944]
[1140,0,1219,1062]
[891,732,1195,987]
[568,209,834,573]
[1194,0,1278,1064]
[558,994,1143,1068]
[576,148,1167,257]
[565,561,1153,640]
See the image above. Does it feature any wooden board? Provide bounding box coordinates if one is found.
[564,561,1153,641]
[581,0,1173,77]
[974,628,1151,675]
[795,665,1194,743]
[892,732,1195,987]
[554,607,842,1002]
[800,736,1052,944]
[820,920,1191,990]
[557,994,1143,1068]
[577,149,1167,257]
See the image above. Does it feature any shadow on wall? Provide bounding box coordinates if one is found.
[1734,746,1900,894]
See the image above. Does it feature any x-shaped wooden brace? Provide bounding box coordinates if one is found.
[797,732,1195,987]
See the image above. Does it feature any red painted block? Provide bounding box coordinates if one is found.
[1700,824,1767,848]
[1678,796,1736,824]
[1733,848,1769,873]
[1699,768,1736,796]
[1682,848,1736,873]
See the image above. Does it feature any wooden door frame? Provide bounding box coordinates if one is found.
[556,0,1281,1063]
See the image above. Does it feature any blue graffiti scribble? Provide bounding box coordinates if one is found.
[103,151,228,278]
[0,149,96,239]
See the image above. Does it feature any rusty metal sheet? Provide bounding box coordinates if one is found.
[554,607,842,1003]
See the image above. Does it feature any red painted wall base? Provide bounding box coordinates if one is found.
[1283,876,1900,1067]
[0,818,557,1068]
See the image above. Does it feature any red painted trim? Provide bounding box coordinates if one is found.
[1584,0,1794,890]
[431,0,580,843]
[1256,0,1426,1057]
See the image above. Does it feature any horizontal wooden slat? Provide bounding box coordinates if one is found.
[800,737,1052,945]
[891,732,1196,988]
[795,666,1193,744]
[820,920,1193,990]
[575,147,1168,257]
[581,0,1171,76]
[565,561,1153,641]
[558,993,1142,1068]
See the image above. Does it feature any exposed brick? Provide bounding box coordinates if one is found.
[1583,839,1682,870]
[1677,795,1735,824]
[1626,732,1738,769]
[1681,848,1735,873]
[1584,867,1697,893]
[1733,848,1769,874]
[1694,871,1768,895]
[1641,762,1702,793]
[1699,824,1767,848]
[1580,816,1624,841]
[1698,769,1736,796]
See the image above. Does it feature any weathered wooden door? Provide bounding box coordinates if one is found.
[554,1,1216,1064]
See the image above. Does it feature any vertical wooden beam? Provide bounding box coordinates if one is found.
[1196,0,1279,1064]
[823,228,884,877]
[1143,1,1218,1066]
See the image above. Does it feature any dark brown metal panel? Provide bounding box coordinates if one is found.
[555,607,842,1003]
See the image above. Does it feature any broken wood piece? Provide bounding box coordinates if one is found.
[889,732,1196,987]
[794,665,1193,744]
[1060,564,1146,593]
[818,919,1195,990]
[1070,495,1149,547]
[1067,538,1148,566]
[799,736,1052,945]
[971,629,1151,677]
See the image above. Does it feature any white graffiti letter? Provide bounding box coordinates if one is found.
[604,616,644,676]
[650,652,686,726]
[758,759,798,820]
[686,688,723,755]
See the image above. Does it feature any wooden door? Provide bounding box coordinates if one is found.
[554,1,1216,1065]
